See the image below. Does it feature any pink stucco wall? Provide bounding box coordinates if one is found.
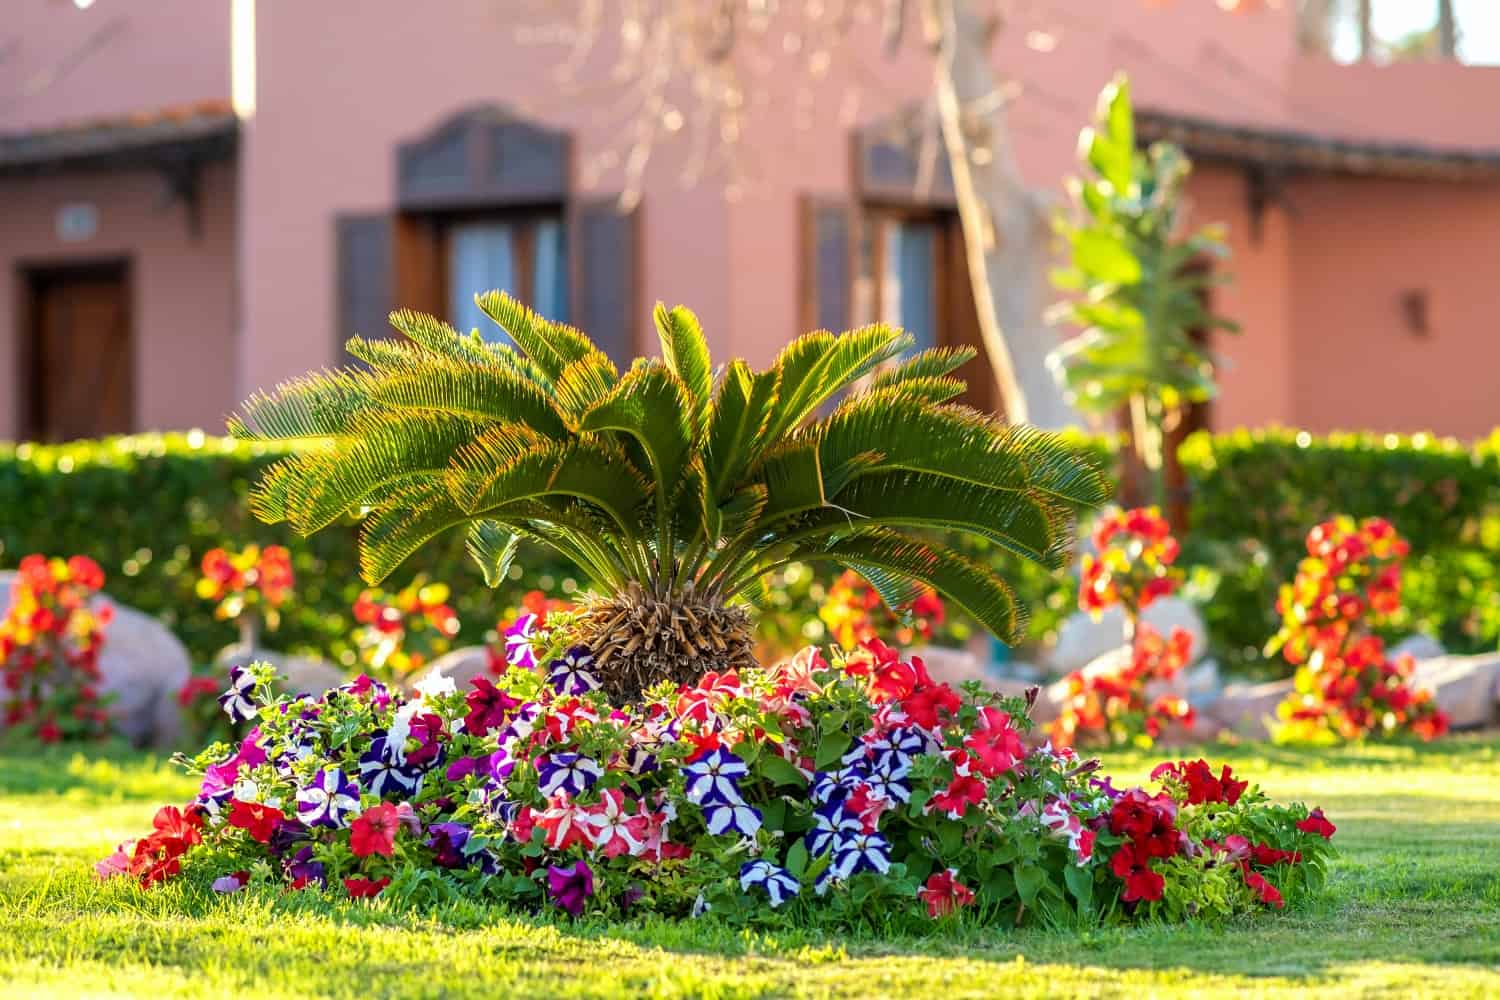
[0,164,239,437]
[0,0,229,131]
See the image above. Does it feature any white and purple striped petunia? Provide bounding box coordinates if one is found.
[831,830,892,878]
[703,800,762,837]
[682,747,749,806]
[739,860,800,908]
[535,752,603,798]
[805,800,862,856]
[546,646,602,695]
[296,766,360,829]
[218,665,257,723]
[504,613,540,669]
[358,734,422,798]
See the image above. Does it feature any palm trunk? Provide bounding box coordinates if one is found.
[922,0,1076,429]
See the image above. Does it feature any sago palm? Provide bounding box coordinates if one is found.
[230,292,1106,701]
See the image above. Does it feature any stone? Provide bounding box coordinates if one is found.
[1411,653,1500,730]
[1390,633,1445,663]
[214,644,346,698]
[0,571,190,749]
[404,646,499,694]
[1206,678,1295,740]
[1185,658,1222,703]
[908,644,988,687]
[1043,597,1208,677]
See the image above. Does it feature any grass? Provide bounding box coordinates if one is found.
[1,738,1497,999]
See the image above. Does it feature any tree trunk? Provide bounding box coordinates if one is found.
[1438,0,1458,59]
[922,0,1076,429]
[1357,0,1374,60]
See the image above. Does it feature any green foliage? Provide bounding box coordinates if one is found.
[1048,75,1238,504]
[231,293,1108,645]
[1180,427,1500,677]
[0,433,565,665]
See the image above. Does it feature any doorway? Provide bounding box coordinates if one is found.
[21,261,134,442]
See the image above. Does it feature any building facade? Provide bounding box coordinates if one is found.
[2,0,1498,443]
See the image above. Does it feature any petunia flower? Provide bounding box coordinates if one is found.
[918,869,976,918]
[1296,807,1336,839]
[358,735,423,798]
[546,860,594,917]
[535,753,603,798]
[296,767,361,829]
[463,676,519,735]
[218,665,257,723]
[831,830,891,879]
[1243,869,1285,908]
[286,846,325,888]
[425,822,473,868]
[739,860,800,908]
[537,794,592,851]
[682,747,750,806]
[94,841,137,880]
[547,646,602,696]
[805,800,862,856]
[344,876,390,899]
[580,788,650,858]
[504,613,540,669]
[412,671,456,702]
[703,801,762,837]
[926,772,988,820]
[212,871,250,894]
[963,706,1024,778]
[228,799,283,844]
[350,802,400,858]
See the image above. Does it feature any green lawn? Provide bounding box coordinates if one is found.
[1,739,1497,999]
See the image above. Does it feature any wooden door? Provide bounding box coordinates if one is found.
[25,265,133,442]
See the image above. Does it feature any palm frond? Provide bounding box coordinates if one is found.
[476,291,593,381]
[654,303,714,436]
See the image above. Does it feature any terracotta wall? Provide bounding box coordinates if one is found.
[0,164,239,437]
[1284,173,1500,439]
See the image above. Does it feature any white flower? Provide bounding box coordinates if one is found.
[413,671,457,702]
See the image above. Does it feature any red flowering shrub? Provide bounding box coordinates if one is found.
[1,554,112,743]
[1053,508,1194,748]
[819,570,947,649]
[351,575,461,682]
[1268,517,1448,742]
[197,544,294,631]
[1078,507,1181,618]
[1050,624,1195,748]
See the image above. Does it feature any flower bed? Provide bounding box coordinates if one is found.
[102,627,1335,926]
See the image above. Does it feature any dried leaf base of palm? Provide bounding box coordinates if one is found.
[570,585,756,705]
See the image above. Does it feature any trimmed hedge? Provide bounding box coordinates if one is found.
[0,434,571,666]
[1180,427,1500,676]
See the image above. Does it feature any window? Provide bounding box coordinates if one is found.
[873,216,940,352]
[445,214,568,340]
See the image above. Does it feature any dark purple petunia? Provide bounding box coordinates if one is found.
[546,860,595,917]
[286,845,325,886]
[267,817,311,858]
[426,822,472,869]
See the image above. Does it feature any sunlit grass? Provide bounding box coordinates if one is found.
[1,739,1497,998]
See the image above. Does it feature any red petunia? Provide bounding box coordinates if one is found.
[1110,842,1165,903]
[962,706,1024,778]
[1296,807,1336,839]
[344,876,391,899]
[463,676,518,735]
[350,802,400,858]
[917,869,976,918]
[1243,870,1285,908]
[927,773,988,820]
[228,799,283,844]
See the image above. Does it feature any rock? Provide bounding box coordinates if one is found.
[214,644,346,698]
[1186,658,1222,703]
[1043,597,1208,677]
[1411,653,1500,730]
[0,571,190,749]
[909,644,988,687]
[1206,678,1295,740]
[404,646,499,694]
[1390,633,1445,663]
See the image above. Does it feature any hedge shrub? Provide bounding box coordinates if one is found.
[1179,427,1500,677]
[0,434,569,666]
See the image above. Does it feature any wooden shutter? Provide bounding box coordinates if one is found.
[800,196,853,333]
[335,213,395,356]
[572,196,640,366]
